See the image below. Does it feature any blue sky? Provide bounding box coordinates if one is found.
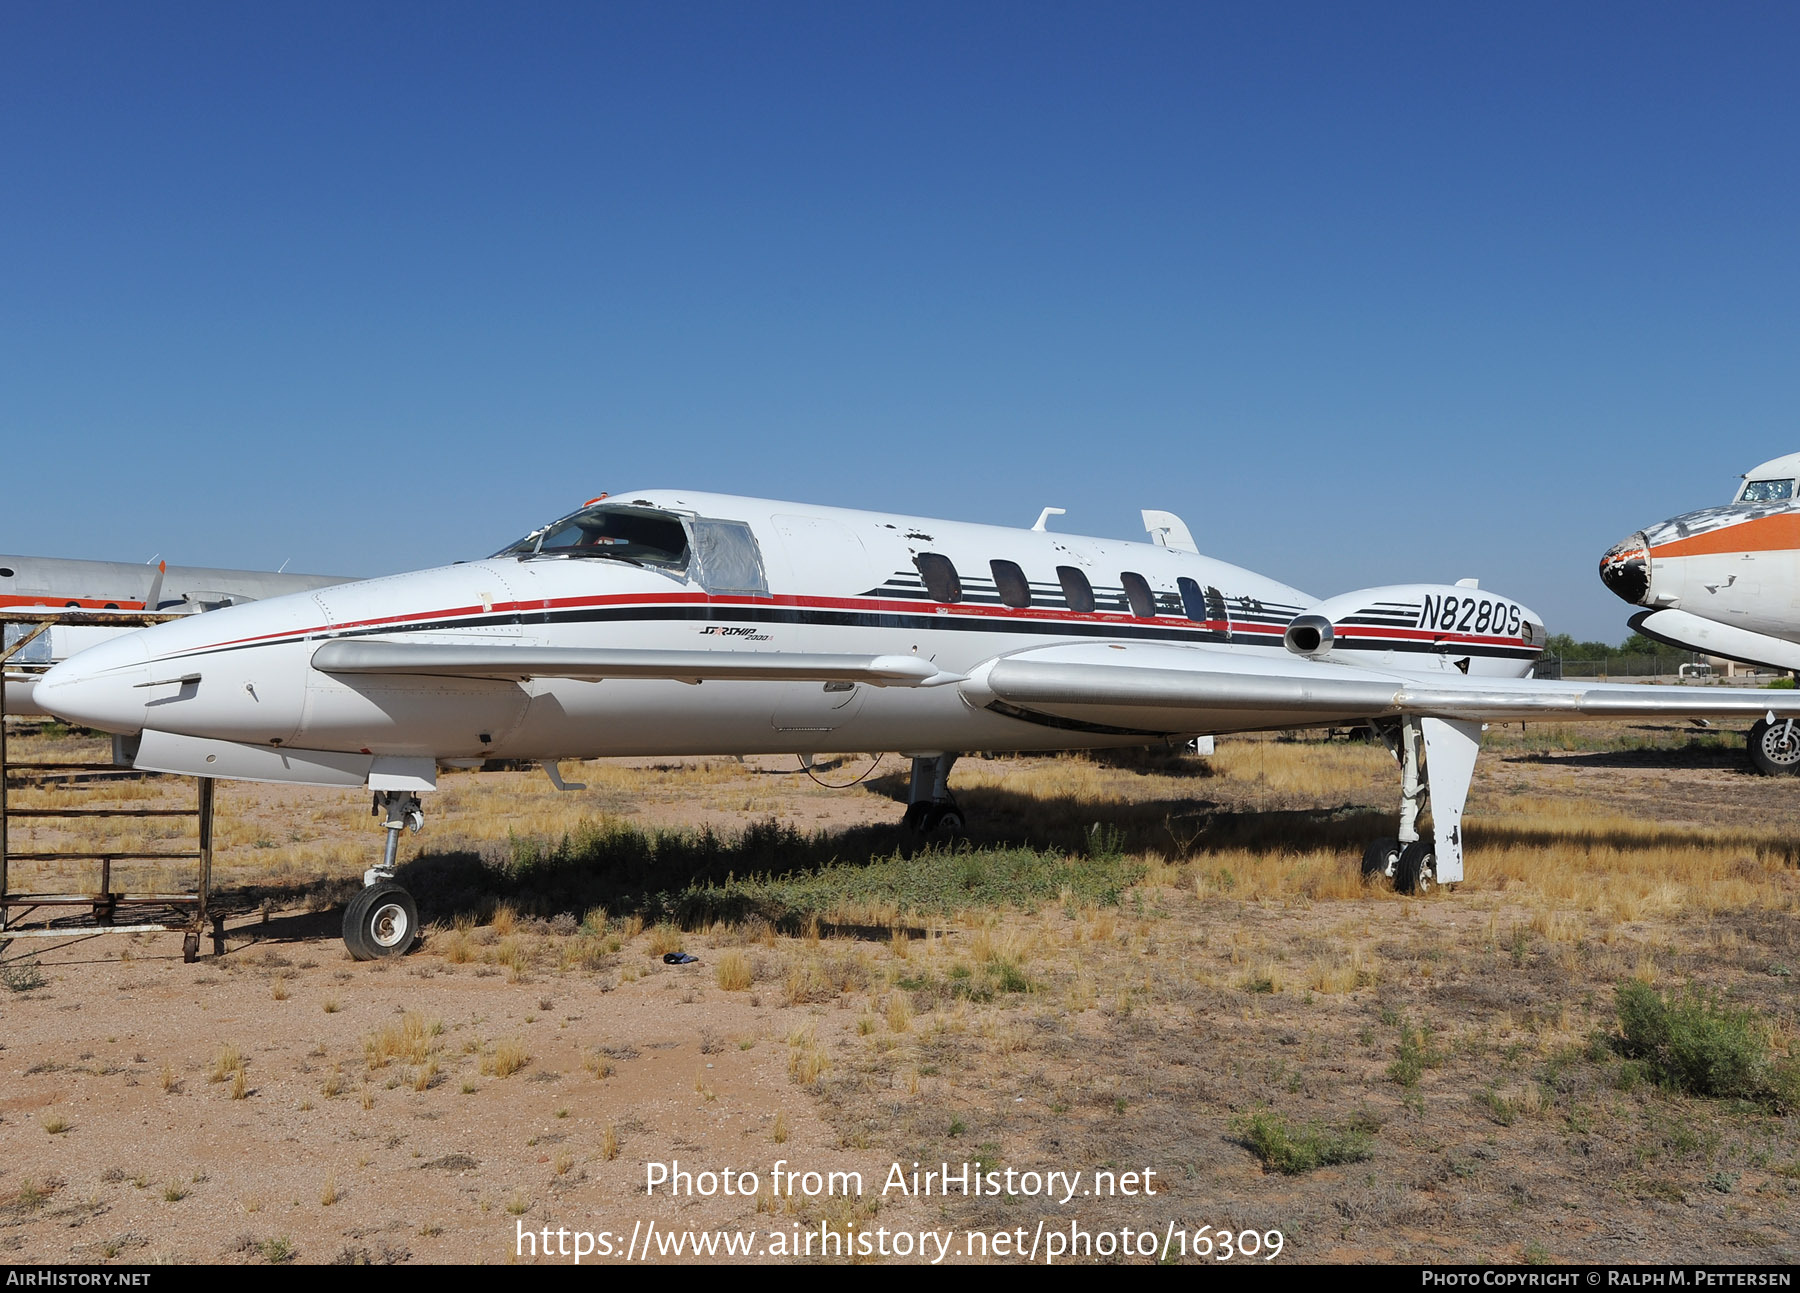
[4,3,1796,640]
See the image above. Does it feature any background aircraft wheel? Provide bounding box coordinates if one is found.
[1361,837,1402,880]
[343,883,419,960]
[1394,839,1436,895]
[182,931,200,963]
[1747,718,1800,776]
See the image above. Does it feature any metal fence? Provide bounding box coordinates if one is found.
[1540,652,1721,680]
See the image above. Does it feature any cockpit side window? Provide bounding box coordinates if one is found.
[496,504,690,570]
[1739,479,1794,504]
[991,559,1032,609]
[915,553,962,604]
[689,519,770,597]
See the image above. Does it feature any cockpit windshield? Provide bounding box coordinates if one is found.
[1738,479,1794,504]
[495,504,690,570]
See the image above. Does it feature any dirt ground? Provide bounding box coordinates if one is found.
[1,724,1796,1265]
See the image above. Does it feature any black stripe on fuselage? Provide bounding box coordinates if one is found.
[162,600,1542,665]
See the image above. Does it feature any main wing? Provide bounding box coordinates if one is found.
[958,641,1800,733]
[310,640,962,687]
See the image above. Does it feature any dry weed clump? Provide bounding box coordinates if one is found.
[784,956,833,1005]
[481,1038,531,1079]
[787,1029,829,1086]
[716,950,753,991]
[364,1013,442,1070]
[208,1044,243,1084]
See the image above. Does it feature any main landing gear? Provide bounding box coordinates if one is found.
[901,753,963,836]
[1747,717,1800,776]
[1359,716,1483,895]
[343,791,423,960]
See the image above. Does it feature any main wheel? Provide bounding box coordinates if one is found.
[1747,718,1800,776]
[1361,837,1402,881]
[343,883,418,960]
[1394,839,1436,895]
[920,803,964,837]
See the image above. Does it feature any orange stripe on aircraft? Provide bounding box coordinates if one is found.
[1651,512,1800,559]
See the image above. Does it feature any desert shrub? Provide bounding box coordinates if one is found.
[1614,981,1795,1107]
[1234,1110,1373,1174]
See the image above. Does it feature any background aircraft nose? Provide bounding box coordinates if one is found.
[1598,532,1651,605]
[34,633,151,734]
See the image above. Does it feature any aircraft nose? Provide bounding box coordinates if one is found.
[34,634,151,734]
[1599,532,1652,605]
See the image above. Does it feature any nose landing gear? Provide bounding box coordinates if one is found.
[343,791,424,960]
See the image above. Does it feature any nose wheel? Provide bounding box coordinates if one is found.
[344,882,419,960]
[343,791,424,959]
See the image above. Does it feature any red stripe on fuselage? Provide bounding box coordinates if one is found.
[143,589,1533,663]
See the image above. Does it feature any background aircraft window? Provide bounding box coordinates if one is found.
[497,504,690,570]
[1740,479,1794,503]
[1121,571,1156,618]
[1057,566,1095,613]
[991,559,1032,608]
[1178,577,1209,622]
[915,553,963,603]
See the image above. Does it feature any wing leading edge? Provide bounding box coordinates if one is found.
[962,642,1800,733]
[310,640,962,687]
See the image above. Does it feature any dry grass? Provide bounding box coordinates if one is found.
[363,1013,441,1070]
[715,950,752,991]
[208,1045,242,1084]
[481,1038,530,1079]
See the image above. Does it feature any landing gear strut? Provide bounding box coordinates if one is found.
[1362,716,1483,895]
[901,753,962,835]
[343,791,423,960]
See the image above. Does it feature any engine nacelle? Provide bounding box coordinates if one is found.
[1284,583,1545,679]
[1282,614,1335,657]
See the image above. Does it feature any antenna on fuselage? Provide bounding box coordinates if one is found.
[1032,507,1066,532]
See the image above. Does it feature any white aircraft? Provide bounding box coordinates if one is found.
[2,554,350,715]
[1599,451,1800,773]
[34,490,1800,959]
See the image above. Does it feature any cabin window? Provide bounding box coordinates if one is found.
[1739,479,1794,503]
[1057,566,1095,613]
[915,553,963,603]
[991,559,1032,609]
[1121,571,1156,618]
[1178,577,1210,623]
